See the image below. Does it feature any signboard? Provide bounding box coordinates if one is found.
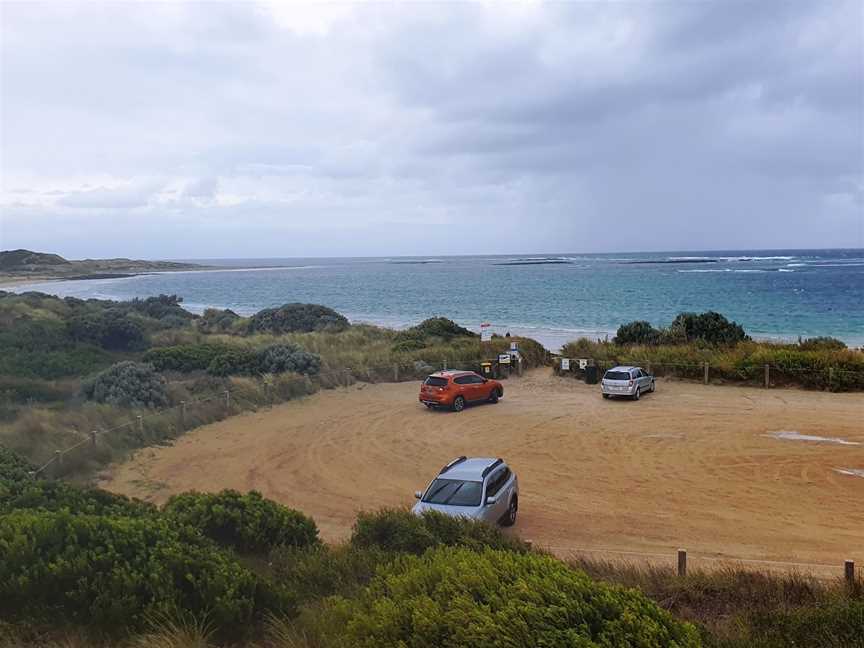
[480,322,492,343]
[579,359,589,370]
[560,358,570,371]
[498,353,511,364]
[510,341,518,351]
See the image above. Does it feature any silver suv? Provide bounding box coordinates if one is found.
[412,456,519,526]
[601,365,655,400]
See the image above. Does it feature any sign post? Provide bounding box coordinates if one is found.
[480,322,492,343]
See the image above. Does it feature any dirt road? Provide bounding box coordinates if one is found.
[101,371,864,574]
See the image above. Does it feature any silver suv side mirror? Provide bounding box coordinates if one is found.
[414,490,423,499]
[485,495,498,506]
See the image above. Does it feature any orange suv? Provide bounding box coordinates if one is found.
[419,370,503,412]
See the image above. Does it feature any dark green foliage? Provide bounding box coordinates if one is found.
[614,320,662,345]
[669,311,749,346]
[745,600,864,647]
[143,343,232,372]
[121,294,193,324]
[68,309,148,351]
[81,361,169,408]
[392,317,476,351]
[163,489,319,554]
[324,547,701,647]
[0,510,275,632]
[799,336,847,351]
[199,307,241,333]
[258,343,321,375]
[0,479,156,517]
[247,303,349,334]
[206,347,260,376]
[0,447,36,483]
[350,508,529,555]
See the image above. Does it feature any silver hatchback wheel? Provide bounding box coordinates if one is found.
[633,387,641,401]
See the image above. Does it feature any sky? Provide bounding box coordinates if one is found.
[1,0,862,259]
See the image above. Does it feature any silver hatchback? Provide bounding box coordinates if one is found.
[601,365,655,400]
[412,456,519,526]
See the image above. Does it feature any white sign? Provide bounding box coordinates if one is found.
[480,322,492,342]
[498,354,511,364]
[560,358,570,371]
[579,359,588,370]
[510,341,518,351]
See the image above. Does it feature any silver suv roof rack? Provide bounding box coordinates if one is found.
[439,456,468,474]
[481,458,503,478]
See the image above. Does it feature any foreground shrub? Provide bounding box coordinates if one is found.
[0,478,155,517]
[350,508,529,555]
[323,547,700,647]
[68,309,148,351]
[163,489,319,553]
[199,307,242,333]
[0,447,35,483]
[669,311,749,346]
[81,361,169,408]
[0,511,278,632]
[392,317,476,351]
[247,303,349,334]
[143,343,232,372]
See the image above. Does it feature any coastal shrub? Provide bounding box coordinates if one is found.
[0,510,274,633]
[321,547,701,647]
[121,294,194,324]
[0,478,156,517]
[143,343,232,372]
[669,311,749,346]
[799,336,847,351]
[206,347,259,376]
[614,320,662,345]
[258,343,321,375]
[350,508,529,555]
[392,317,476,352]
[247,303,349,334]
[162,489,319,553]
[0,447,36,483]
[81,361,169,408]
[68,309,148,351]
[199,307,242,333]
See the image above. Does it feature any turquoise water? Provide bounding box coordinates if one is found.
[12,249,863,350]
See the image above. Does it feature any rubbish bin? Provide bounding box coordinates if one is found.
[480,361,493,378]
[585,365,599,385]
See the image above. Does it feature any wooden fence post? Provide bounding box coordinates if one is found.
[225,390,231,410]
[845,560,855,586]
[677,549,687,577]
[180,400,187,427]
[90,430,97,447]
[394,365,399,382]
[764,364,770,388]
[828,367,834,391]
[54,450,62,477]
[703,362,709,385]
[137,415,144,434]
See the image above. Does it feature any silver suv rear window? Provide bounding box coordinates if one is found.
[425,376,449,387]
[604,371,631,380]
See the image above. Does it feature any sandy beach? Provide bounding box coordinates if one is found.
[100,370,864,576]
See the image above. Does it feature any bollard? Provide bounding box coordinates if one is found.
[764,364,770,388]
[677,549,687,577]
[180,400,187,427]
[137,414,144,434]
[90,430,97,447]
[703,362,709,385]
[845,560,855,586]
[394,364,399,382]
[54,450,62,477]
[225,390,231,410]
[828,367,834,391]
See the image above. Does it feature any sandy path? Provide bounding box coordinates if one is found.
[101,371,864,574]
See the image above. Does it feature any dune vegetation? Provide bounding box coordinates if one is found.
[0,291,545,479]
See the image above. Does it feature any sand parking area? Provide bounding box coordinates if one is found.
[101,371,864,574]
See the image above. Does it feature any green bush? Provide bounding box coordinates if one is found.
[393,317,476,351]
[614,320,662,345]
[206,347,259,376]
[258,343,321,375]
[0,447,36,483]
[0,478,156,517]
[351,508,529,555]
[143,343,232,372]
[121,294,194,324]
[669,311,749,346]
[81,361,169,408]
[68,310,148,351]
[247,303,349,334]
[799,336,847,351]
[0,510,278,632]
[323,547,701,647]
[199,307,242,333]
[162,489,319,554]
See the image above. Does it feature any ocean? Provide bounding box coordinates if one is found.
[10,248,864,350]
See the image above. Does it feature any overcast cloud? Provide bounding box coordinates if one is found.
[1,0,862,258]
